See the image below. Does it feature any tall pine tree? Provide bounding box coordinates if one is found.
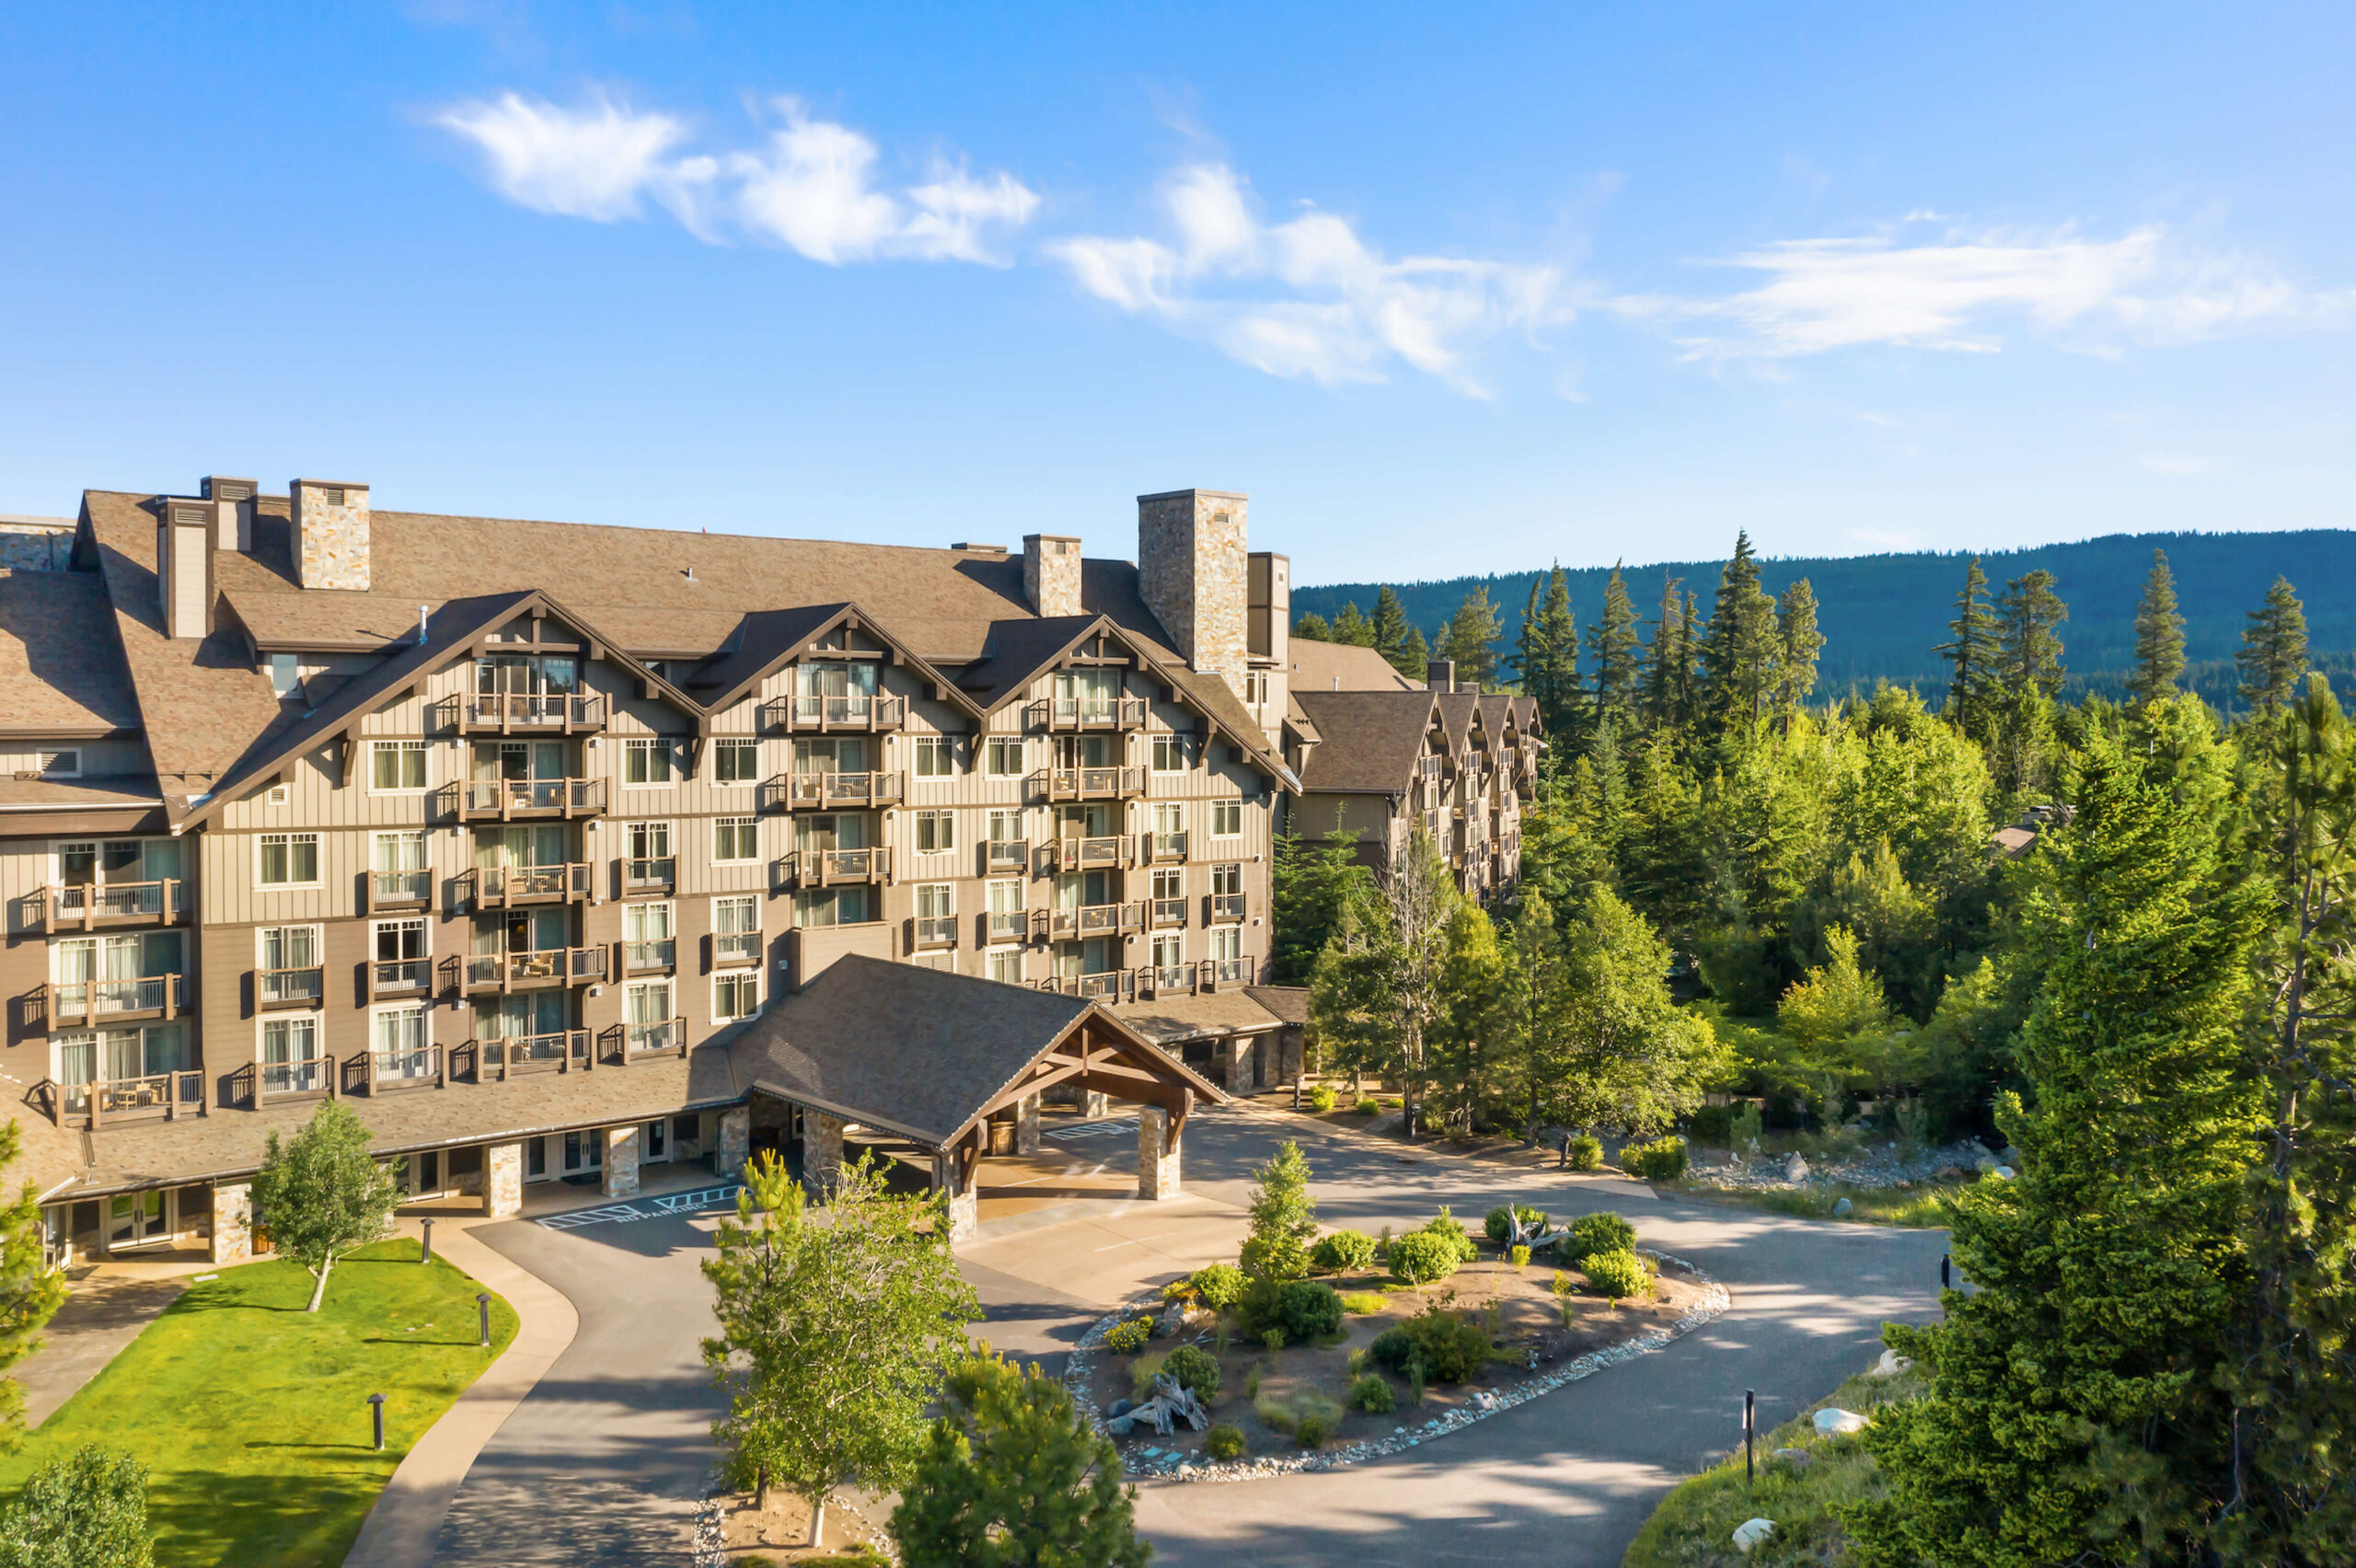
[1515,565,1580,740]
[1439,588,1504,688]
[1936,557,1998,741]
[1697,531,1780,732]
[1372,587,1416,676]
[1773,579,1823,733]
[1328,600,1375,649]
[2237,576,2310,722]
[1995,569,2069,698]
[1642,575,1687,732]
[1586,563,1644,735]
[2130,548,2188,705]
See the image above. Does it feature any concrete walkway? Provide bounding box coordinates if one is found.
[16,1254,214,1430]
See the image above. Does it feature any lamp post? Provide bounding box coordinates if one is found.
[477,1292,491,1348]
[1744,1389,1755,1489]
[420,1217,434,1263]
[368,1393,386,1452]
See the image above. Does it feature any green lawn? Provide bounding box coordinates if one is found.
[0,1238,519,1568]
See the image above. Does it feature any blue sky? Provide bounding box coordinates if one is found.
[3,3,2350,585]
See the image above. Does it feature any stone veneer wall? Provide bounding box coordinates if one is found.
[1137,1107,1182,1200]
[1023,533,1084,618]
[290,479,372,591]
[1137,490,1248,681]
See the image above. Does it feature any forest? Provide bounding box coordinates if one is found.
[1276,535,2354,1565]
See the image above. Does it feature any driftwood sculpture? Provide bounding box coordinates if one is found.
[1504,1206,1565,1252]
[1106,1373,1211,1437]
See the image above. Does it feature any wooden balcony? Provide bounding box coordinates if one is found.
[472,1029,593,1080]
[350,1044,445,1095]
[757,694,907,733]
[256,966,324,1011]
[1142,831,1189,864]
[462,863,591,910]
[1149,896,1188,929]
[365,868,434,914]
[34,1069,206,1130]
[1023,697,1147,732]
[711,928,763,968]
[453,691,606,733]
[760,771,906,812]
[623,857,676,895]
[33,880,187,932]
[621,939,676,975]
[462,947,607,993]
[1139,963,1199,999]
[1202,957,1252,991]
[1029,767,1146,803]
[40,974,185,1030]
[609,1017,687,1061]
[1204,893,1247,925]
[445,778,606,822]
[909,916,959,951]
[1034,902,1144,940]
[981,909,1028,946]
[368,958,434,1002]
[1051,836,1133,872]
[776,847,894,890]
[1032,969,1137,1003]
[983,838,1031,876]
[245,1055,332,1106]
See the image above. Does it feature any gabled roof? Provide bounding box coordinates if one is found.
[1436,691,1486,755]
[0,571,140,735]
[1292,688,1440,793]
[686,602,986,723]
[1288,637,1417,694]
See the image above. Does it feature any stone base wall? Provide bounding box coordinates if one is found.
[807,1113,847,1191]
[484,1143,523,1218]
[210,1182,250,1265]
[603,1125,641,1199]
[717,1107,750,1176]
[1016,1093,1041,1156]
[1138,1107,1182,1200]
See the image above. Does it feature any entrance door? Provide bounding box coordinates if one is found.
[106,1189,170,1250]
[390,1150,445,1199]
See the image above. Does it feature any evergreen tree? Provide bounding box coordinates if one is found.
[1292,610,1334,642]
[1269,817,1372,985]
[1935,557,1998,740]
[1641,574,1687,732]
[1994,569,2069,697]
[1401,623,1430,680]
[2237,575,2310,722]
[0,1445,153,1568]
[1439,588,1504,687]
[1586,564,1644,733]
[1426,902,1507,1133]
[1697,531,1780,730]
[1556,887,1722,1136]
[1372,586,1415,675]
[1494,894,1578,1143]
[1515,565,1580,739]
[1328,600,1375,648]
[2130,548,2188,704]
[1851,725,2265,1568]
[1306,895,1398,1096]
[0,1122,65,1449]
[1773,579,1823,732]
[1239,1141,1318,1282]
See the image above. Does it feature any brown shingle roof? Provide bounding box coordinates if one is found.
[1242,985,1310,1025]
[1110,990,1284,1045]
[0,571,141,734]
[1292,689,1438,793]
[1288,637,1418,694]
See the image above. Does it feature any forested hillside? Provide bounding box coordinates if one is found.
[1293,529,2356,707]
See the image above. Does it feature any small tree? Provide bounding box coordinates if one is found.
[249,1101,398,1312]
[890,1353,1149,1568]
[1239,1141,1317,1282]
[702,1150,980,1549]
[0,1121,66,1450]
[0,1444,154,1568]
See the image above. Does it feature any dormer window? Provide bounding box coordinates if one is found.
[269,653,301,698]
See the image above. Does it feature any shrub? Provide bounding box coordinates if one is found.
[1584,1249,1653,1302]
[1558,1211,1638,1266]
[1161,1278,1196,1304]
[1422,1206,1478,1264]
[0,1446,153,1568]
[1188,1262,1246,1310]
[1384,1097,1403,1111]
[1688,1103,1735,1146]
[1161,1343,1221,1402]
[1130,1349,1170,1404]
[1508,1244,1531,1268]
[1309,1086,1337,1113]
[1296,1415,1330,1449]
[1369,1305,1493,1383]
[1206,1424,1246,1462]
[1242,1366,1261,1399]
[1483,1204,1547,1244]
[1103,1318,1152,1354]
[1310,1228,1377,1274]
[1566,1134,1604,1171]
[1624,1135,1690,1182]
[1356,1096,1382,1115]
[1339,1291,1387,1315]
[1386,1231,1460,1286]
[1347,1373,1395,1412]
[1277,1280,1343,1340]
[1729,1101,1765,1150]
[1551,1269,1574,1298]
[1261,1328,1286,1351]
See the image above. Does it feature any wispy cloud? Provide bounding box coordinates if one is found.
[1049,164,1571,395]
[2142,453,2223,477]
[433,89,1038,264]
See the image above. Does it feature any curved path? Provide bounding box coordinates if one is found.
[426,1109,1946,1566]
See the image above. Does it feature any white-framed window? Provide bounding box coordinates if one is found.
[373,917,429,991]
[712,969,762,1023]
[713,894,760,965]
[1152,867,1183,901]
[1152,733,1185,772]
[795,886,871,928]
[260,1014,325,1094]
[987,736,1022,777]
[917,882,953,919]
[627,979,677,1051]
[1211,926,1242,963]
[372,1005,432,1078]
[374,830,427,873]
[258,832,320,886]
[269,653,301,698]
[713,815,758,863]
[370,740,429,792]
[36,748,80,779]
[623,737,677,786]
[1211,800,1242,838]
[987,949,1022,985]
[987,809,1022,846]
[257,927,320,1009]
[713,738,760,784]
[913,735,954,778]
[259,923,319,971]
[914,810,955,854]
[624,902,676,972]
[627,820,674,864]
[56,837,182,888]
[1153,933,1184,969]
[1243,672,1270,705]
[1212,862,1243,897]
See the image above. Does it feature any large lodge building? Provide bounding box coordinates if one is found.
[0,479,1537,1259]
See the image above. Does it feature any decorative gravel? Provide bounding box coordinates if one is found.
[1685,1139,1998,1193]
[1064,1248,1732,1484]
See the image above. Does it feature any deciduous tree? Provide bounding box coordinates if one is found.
[250,1101,399,1313]
[0,1444,153,1568]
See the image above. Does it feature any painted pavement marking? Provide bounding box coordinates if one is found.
[536,1184,744,1231]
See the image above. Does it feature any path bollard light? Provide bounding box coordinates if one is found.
[421,1218,434,1263]
[1942,1252,1952,1291]
[477,1292,491,1348]
[1744,1389,1755,1489]
[368,1393,386,1452]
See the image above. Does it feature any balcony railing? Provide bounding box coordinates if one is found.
[458,691,606,733]
[1142,963,1197,998]
[1207,956,1251,989]
[464,947,606,992]
[1143,831,1189,863]
[44,974,183,1028]
[37,880,187,931]
[623,939,676,974]
[984,838,1030,874]
[448,778,606,821]
[463,862,591,908]
[260,1056,329,1097]
[1024,697,1147,732]
[370,958,433,999]
[256,966,323,1011]
[477,1029,593,1079]
[40,1069,206,1129]
[758,693,907,732]
[1035,902,1143,940]
[1029,767,1146,803]
[911,916,959,950]
[778,847,893,888]
[364,1043,445,1094]
[1052,836,1132,871]
[624,856,676,894]
[622,1017,687,1059]
[1150,896,1188,929]
[1033,970,1137,1003]
[1205,893,1247,925]
[984,909,1028,944]
[713,929,763,967]
[761,771,906,812]
[366,868,433,913]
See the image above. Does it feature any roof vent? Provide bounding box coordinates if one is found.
[201,477,258,550]
[954,542,1008,556]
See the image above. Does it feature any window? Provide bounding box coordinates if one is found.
[1153,934,1184,969]
[370,740,428,792]
[987,736,1022,777]
[258,833,319,886]
[37,749,79,778]
[1243,672,1269,705]
[713,895,760,964]
[1152,734,1185,772]
[624,737,676,785]
[626,980,676,1052]
[645,1118,668,1159]
[374,831,427,873]
[54,1023,184,1098]
[987,809,1022,847]
[1152,867,1182,901]
[914,735,953,778]
[374,918,429,988]
[259,927,320,1002]
[915,810,955,854]
[266,783,290,807]
[712,816,758,863]
[1211,800,1243,837]
[56,838,180,888]
[626,821,674,874]
[713,738,759,784]
[624,903,675,972]
[373,1006,431,1078]
[1212,862,1243,897]
[795,886,870,928]
[987,950,1022,985]
[917,882,953,918]
[1211,926,1242,962]
[269,653,300,698]
[713,970,761,1023]
[260,1015,324,1094]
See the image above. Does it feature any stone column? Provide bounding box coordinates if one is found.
[602,1125,641,1199]
[1081,1090,1111,1118]
[483,1143,524,1218]
[932,1152,979,1244]
[806,1112,848,1192]
[1227,1037,1256,1093]
[210,1181,251,1265]
[1015,1093,1041,1157]
[716,1106,750,1177]
[1137,1106,1182,1201]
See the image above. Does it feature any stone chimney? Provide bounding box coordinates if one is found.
[1426,659,1456,693]
[202,476,258,551]
[156,499,214,640]
[1022,534,1083,618]
[1137,490,1248,681]
[290,479,371,591]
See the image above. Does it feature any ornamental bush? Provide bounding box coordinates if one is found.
[1309,1229,1377,1274]
[1557,1211,1638,1266]
[1421,1206,1478,1265]
[1356,1096,1382,1115]
[1295,1415,1330,1449]
[1346,1373,1395,1413]
[1272,1280,1343,1340]
[1583,1249,1653,1302]
[1483,1205,1547,1244]
[1309,1086,1337,1113]
[1187,1262,1246,1310]
[1369,1306,1493,1383]
[1623,1135,1690,1182]
[1205,1424,1246,1462]
[1386,1231,1460,1287]
[1509,1245,1531,1268]
[1103,1318,1153,1355]
[1161,1343,1220,1402]
[1565,1134,1604,1171]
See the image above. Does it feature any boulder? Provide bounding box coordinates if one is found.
[1814,1407,1870,1436]
[1109,1398,1135,1417]
[1784,1153,1811,1182]
[1771,1447,1813,1469]
[1831,1197,1854,1216]
[1984,1166,2014,1182]
[1732,1517,1777,1554]
[1871,1349,1916,1378]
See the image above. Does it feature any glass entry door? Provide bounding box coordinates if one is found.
[106,1190,171,1250]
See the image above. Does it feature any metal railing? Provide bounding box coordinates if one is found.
[759,693,907,732]
[623,939,676,974]
[761,771,906,811]
[461,691,606,732]
[1205,893,1246,924]
[1211,957,1251,986]
[257,966,323,1010]
[260,1056,329,1096]
[1024,697,1147,731]
[1034,970,1137,1002]
[713,929,762,966]
[370,958,433,998]
[464,947,606,990]
[1054,836,1131,870]
[43,1069,206,1129]
[39,879,186,930]
[624,1017,687,1057]
[1029,767,1146,802]
[779,847,892,887]
[624,856,676,892]
[366,868,433,911]
[1150,896,1188,928]
[1144,963,1196,998]
[367,1043,445,1093]
[465,862,590,907]
[451,778,606,819]
[478,1029,592,1078]
[1036,902,1142,940]
[1144,830,1189,862]
[984,838,1030,873]
[912,916,959,950]
[47,974,181,1026]
[985,909,1028,943]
